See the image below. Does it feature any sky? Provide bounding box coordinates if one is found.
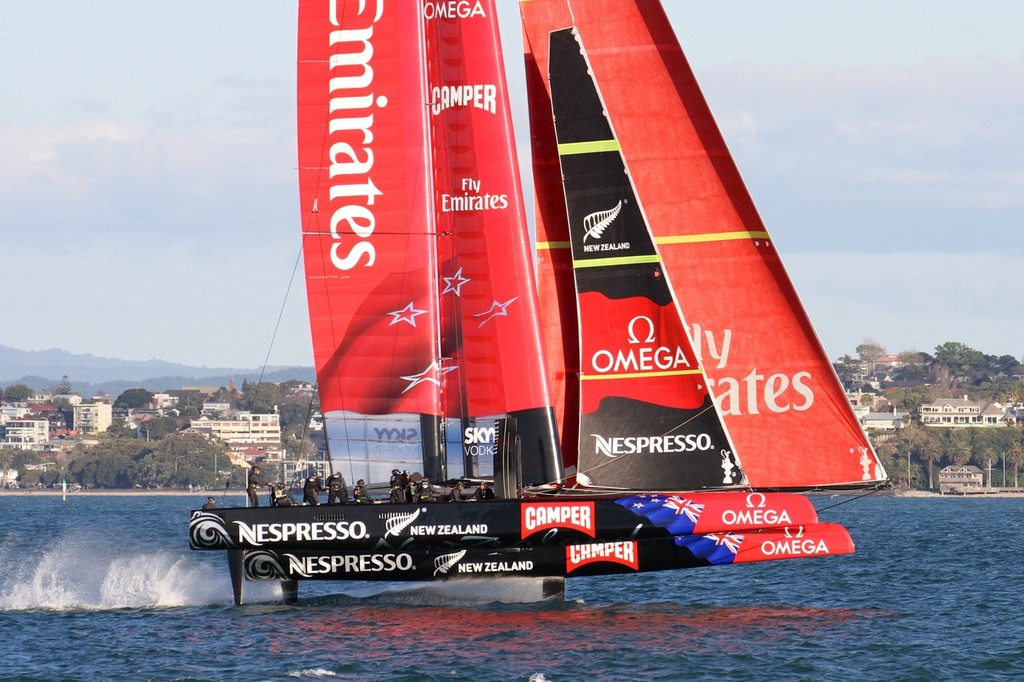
[2,1,1022,369]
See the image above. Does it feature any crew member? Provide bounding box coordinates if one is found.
[416,477,434,503]
[471,481,494,501]
[246,466,272,507]
[353,479,370,504]
[448,481,465,502]
[389,469,406,503]
[303,472,325,506]
[401,470,414,504]
[272,483,297,507]
[326,470,348,505]
[202,496,217,510]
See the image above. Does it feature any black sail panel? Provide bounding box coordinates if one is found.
[549,27,745,491]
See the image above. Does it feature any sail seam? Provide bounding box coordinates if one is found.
[557,139,621,155]
[537,232,771,252]
[573,254,660,268]
[658,231,771,244]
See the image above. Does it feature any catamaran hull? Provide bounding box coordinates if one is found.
[190,493,852,602]
[237,523,852,583]
[190,492,824,554]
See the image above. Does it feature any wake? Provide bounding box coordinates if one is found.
[0,534,280,611]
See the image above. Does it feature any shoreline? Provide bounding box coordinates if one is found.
[0,489,248,497]
[2,489,1022,498]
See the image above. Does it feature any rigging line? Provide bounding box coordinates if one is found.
[252,243,305,404]
[814,486,889,514]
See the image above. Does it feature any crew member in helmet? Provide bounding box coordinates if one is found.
[353,479,370,504]
[416,477,434,503]
[326,470,348,505]
[303,472,325,506]
[389,469,405,503]
[401,470,414,503]
[471,481,495,501]
[272,483,297,507]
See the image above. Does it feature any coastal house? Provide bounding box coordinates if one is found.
[861,411,907,431]
[938,465,985,493]
[919,396,1015,428]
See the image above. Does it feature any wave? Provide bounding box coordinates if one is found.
[0,527,283,611]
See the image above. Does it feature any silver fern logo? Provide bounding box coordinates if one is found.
[583,200,624,242]
[244,550,287,579]
[382,508,425,538]
[433,550,467,576]
[189,511,236,549]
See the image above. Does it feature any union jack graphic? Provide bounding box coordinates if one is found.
[706,532,743,554]
[662,496,704,523]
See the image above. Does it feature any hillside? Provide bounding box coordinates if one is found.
[0,344,314,394]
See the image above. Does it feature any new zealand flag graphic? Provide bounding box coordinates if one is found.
[615,494,706,535]
[674,533,744,565]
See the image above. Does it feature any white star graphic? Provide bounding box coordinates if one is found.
[472,297,518,327]
[387,302,427,327]
[400,361,458,393]
[442,267,471,297]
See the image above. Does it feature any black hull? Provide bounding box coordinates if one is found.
[191,492,852,603]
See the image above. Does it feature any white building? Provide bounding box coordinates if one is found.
[74,402,113,434]
[919,396,1015,428]
[188,411,283,457]
[0,418,50,450]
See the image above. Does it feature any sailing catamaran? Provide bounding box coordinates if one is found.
[189,0,887,605]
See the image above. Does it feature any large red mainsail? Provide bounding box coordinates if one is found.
[522,0,886,490]
[298,0,560,486]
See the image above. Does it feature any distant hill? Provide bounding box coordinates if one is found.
[0,344,315,395]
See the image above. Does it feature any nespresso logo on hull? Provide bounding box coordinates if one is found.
[323,1,386,272]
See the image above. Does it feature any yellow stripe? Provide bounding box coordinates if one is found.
[538,232,770,252]
[656,230,771,245]
[582,369,704,380]
[557,139,621,156]
[536,240,571,251]
[573,254,661,269]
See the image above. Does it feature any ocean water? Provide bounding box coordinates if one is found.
[0,493,1021,681]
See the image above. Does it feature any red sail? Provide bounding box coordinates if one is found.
[298,1,439,416]
[299,1,560,485]
[423,2,552,419]
[522,0,886,489]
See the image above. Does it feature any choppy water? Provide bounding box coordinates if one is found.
[0,493,1021,681]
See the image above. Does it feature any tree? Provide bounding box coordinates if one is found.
[856,339,886,364]
[2,383,34,402]
[57,375,72,395]
[887,386,934,413]
[943,430,972,467]
[114,388,154,409]
[137,416,182,441]
[934,342,985,374]
[1005,439,1024,488]
[243,382,278,414]
[139,433,227,488]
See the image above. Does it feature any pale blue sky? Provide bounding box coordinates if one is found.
[1,1,1021,368]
